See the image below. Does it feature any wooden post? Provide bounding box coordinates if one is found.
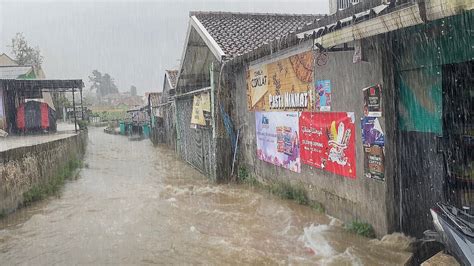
[80,87,84,120]
[72,87,77,133]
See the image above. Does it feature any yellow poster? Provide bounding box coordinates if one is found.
[191,92,211,127]
[247,50,314,111]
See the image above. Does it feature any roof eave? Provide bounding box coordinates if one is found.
[190,15,226,62]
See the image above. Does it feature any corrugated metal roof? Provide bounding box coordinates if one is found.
[0,66,33,79]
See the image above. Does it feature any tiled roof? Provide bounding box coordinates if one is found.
[0,66,33,79]
[191,12,322,58]
[165,70,178,89]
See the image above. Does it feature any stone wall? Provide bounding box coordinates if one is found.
[0,132,87,214]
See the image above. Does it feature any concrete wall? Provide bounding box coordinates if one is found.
[232,38,394,236]
[0,132,87,214]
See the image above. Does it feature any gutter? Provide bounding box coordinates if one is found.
[312,0,473,49]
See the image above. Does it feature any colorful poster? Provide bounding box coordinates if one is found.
[256,112,300,173]
[361,117,385,181]
[363,84,382,117]
[300,112,356,179]
[363,145,385,181]
[247,51,314,111]
[361,117,384,146]
[315,80,331,111]
[190,92,211,128]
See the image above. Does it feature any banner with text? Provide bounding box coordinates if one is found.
[256,112,300,173]
[190,92,211,128]
[300,112,356,179]
[247,51,314,111]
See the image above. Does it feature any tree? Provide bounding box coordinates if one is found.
[10,33,43,67]
[130,85,137,96]
[88,70,119,97]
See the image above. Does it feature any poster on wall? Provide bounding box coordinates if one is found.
[190,92,211,128]
[247,51,314,111]
[363,145,385,181]
[363,84,382,117]
[255,112,300,173]
[299,112,356,179]
[315,80,331,111]
[361,117,384,146]
[361,117,385,181]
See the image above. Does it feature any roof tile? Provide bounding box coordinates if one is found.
[191,11,322,58]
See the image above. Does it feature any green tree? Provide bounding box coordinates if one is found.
[10,32,43,67]
[88,70,119,97]
[130,85,137,96]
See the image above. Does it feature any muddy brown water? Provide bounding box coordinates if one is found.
[0,128,412,265]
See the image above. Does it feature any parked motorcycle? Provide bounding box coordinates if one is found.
[424,202,474,265]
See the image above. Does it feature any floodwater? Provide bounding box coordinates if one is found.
[0,127,412,265]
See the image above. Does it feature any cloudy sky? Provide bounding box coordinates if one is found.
[0,0,328,94]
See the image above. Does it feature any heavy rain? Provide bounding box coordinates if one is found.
[0,0,472,265]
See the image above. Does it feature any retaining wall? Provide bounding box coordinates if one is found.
[0,131,87,214]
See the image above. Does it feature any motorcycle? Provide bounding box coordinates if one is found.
[424,202,474,265]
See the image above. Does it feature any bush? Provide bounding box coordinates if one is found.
[237,166,259,186]
[23,158,82,206]
[345,221,376,238]
[268,182,309,205]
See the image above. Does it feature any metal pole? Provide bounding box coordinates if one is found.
[80,87,84,120]
[72,87,77,133]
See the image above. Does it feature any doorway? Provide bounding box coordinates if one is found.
[442,61,474,208]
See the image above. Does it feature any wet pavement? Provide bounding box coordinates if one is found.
[0,123,76,152]
[0,127,412,265]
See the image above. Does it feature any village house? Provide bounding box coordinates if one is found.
[158,0,472,238]
[148,70,178,147]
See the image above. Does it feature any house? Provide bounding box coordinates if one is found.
[148,70,178,146]
[174,11,323,180]
[223,0,473,237]
[158,1,472,238]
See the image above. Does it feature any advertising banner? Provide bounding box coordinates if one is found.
[315,80,331,111]
[247,51,314,111]
[190,92,211,128]
[363,84,382,117]
[256,112,300,173]
[361,117,385,181]
[300,112,356,179]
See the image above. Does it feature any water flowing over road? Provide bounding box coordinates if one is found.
[0,128,412,265]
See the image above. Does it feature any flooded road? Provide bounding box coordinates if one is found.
[0,128,412,265]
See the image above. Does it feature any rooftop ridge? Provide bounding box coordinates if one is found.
[190,11,324,18]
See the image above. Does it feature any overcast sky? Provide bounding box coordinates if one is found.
[0,0,328,94]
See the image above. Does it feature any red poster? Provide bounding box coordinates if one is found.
[300,112,356,179]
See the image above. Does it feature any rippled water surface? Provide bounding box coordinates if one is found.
[0,128,412,265]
